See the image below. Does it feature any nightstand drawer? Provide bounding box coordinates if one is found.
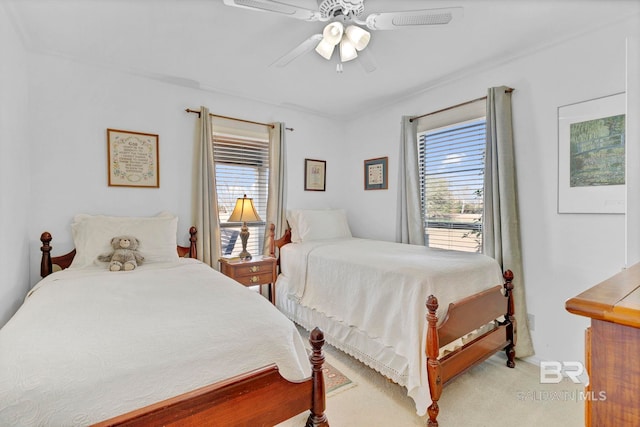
[218,256,277,305]
[233,272,274,286]
[232,262,273,277]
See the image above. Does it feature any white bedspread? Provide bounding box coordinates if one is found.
[0,259,310,426]
[277,237,503,415]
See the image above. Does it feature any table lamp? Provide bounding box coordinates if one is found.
[227,194,262,260]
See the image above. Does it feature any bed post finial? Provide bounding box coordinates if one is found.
[269,223,276,258]
[503,269,516,368]
[307,327,329,427]
[188,226,197,259]
[40,232,53,278]
[426,295,441,427]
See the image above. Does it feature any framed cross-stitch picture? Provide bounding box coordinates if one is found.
[107,129,159,188]
[304,158,326,191]
[364,157,388,190]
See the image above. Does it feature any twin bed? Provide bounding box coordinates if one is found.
[0,213,327,427]
[269,209,516,426]
[2,208,516,427]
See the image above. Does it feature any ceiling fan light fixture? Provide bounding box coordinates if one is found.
[345,25,370,51]
[322,21,344,45]
[225,1,464,72]
[315,38,335,60]
[339,37,358,62]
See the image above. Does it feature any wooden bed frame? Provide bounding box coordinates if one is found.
[269,224,515,427]
[39,227,329,427]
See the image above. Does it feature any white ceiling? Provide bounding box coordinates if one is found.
[4,0,639,119]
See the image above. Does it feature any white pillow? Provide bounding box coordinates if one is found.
[69,212,179,268]
[287,209,352,243]
[286,210,303,243]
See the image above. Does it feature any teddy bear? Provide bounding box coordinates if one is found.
[97,236,144,271]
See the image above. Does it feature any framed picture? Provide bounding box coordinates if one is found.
[304,158,326,191]
[364,157,388,190]
[107,129,159,188]
[558,93,625,213]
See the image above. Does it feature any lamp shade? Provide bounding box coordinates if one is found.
[227,195,262,223]
[315,38,336,60]
[322,21,344,45]
[339,37,358,62]
[345,25,370,51]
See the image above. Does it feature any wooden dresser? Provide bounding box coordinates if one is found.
[566,263,640,427]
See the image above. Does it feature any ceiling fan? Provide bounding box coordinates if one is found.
[222,0,463,72]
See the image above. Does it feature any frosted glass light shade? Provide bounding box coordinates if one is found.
[339,38,357,62]
[322,21,344,45]
[315,39,335,60]
[345,25,370,51]
[316,22,371,63]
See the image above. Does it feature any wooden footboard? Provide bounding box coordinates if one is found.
[425,270,516,427]
[93,327,328,427]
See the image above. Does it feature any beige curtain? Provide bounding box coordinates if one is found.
[192,106,222,269]
[484,87,534,357]
[396,116,424,245]
[263,123,287,256]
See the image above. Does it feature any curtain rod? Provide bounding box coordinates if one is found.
[185,108,294,131]
[409,87,514,123]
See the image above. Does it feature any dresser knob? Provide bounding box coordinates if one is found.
[249,266,260,273]
[250,276,259,283]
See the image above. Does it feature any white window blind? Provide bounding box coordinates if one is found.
[212,118,270,257]
[417,99,486,253]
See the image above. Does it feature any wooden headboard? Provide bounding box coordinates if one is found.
[40,226,198,278]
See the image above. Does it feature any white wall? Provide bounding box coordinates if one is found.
[627,36,640,266]
[0,5,31,326]
[25,53,347,288]
[341,16,640,364]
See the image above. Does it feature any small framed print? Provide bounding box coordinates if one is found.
[107,129,159,188]
[304,158,326,191]
[364,156,388,190]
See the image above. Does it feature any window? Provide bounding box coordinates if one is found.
[416,99,486,253]
[212,119,270,256]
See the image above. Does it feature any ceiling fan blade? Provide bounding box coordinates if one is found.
[357,48,377,73]
[362,7,463,30]
[271,34,323,68]
[222,0,321,21]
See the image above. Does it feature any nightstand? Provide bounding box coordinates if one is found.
[219,255,277,305]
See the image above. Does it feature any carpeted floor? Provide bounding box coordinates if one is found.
[278,328,584,427]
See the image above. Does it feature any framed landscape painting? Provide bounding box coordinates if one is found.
[558,93,625,213]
